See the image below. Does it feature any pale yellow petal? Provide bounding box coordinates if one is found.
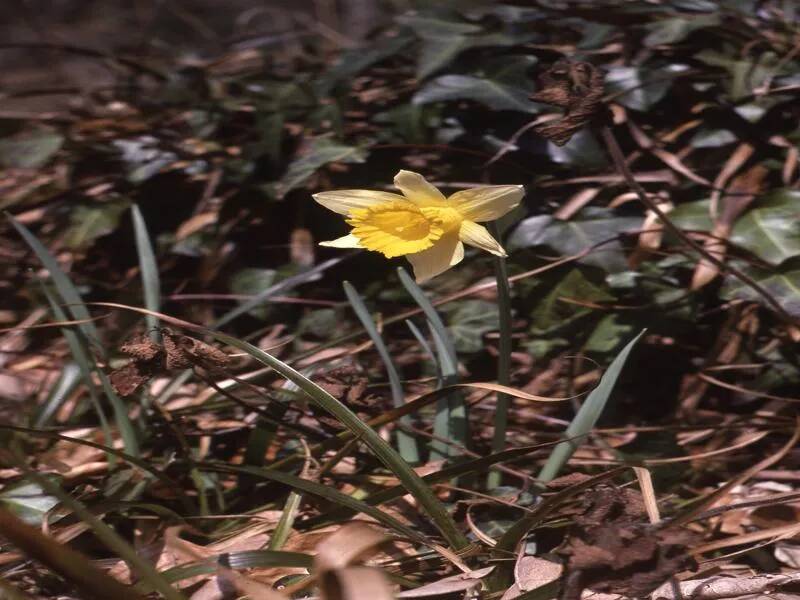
[450,240,465,266]
[406,232,462,283]
[393,170,446,207]
[313,190,405,215]
[449,185,524,222]
[319,233,362,248]
[459,221,506,257]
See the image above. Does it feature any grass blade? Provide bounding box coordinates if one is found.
[131,205,160,337]
[139,550,313,590]
[1,423,194,514]
[537,330,645,483]
[11,452,185,600]
[405,319,442,385]
[39,285,121,453]
[343,281,420,464]
[32,362,81,427]
[268,491,303,550]
[15,221,140,456]
[9,216,101,352]
[203,462,426,544]
[0,507,146,600]
[397,267,457,365]
[90,303,470,551]
[206,334,469,550]
[214,256,345,328]
[397,267,468,460]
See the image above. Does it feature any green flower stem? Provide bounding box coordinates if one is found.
[488,221,513,488]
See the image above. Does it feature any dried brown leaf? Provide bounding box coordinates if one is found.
[530,60,605,146]
[558,486,696,600]
[396,566,494,598]
[314,523,387,572]
[320,566,393,600]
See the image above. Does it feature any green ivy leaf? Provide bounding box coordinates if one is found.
[689,128,737,148]
[605,65,687,111]
[271,139,367,198]
[696,48,778,100]
[584,314,635,354]
[730,190,800,266]
[669,192,800,266]
[64,201,130,250]
[722,260,800,317]
[0,128,64,169]
[529,268,614,334]
[229,268,279,320]
[0,480,60,526]
[444,300,499,354]
[546,130,607,169]
[508,208,640,272]
[667,199,713,231]
[413,74,536,113]
[643,14,720,46]
[314,34,413,96]
[298,308,342,339]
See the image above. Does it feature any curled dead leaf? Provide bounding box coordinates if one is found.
[397,566,494,598]
[691,164,767,290]
[314,522,387,573]
[110,328,229,396]
[530,60,606,146]
[500,556,563,600]
[320,565,393,600]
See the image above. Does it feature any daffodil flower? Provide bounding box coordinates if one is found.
[313,170,524,282]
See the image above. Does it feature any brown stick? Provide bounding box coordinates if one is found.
[599,125,794,323]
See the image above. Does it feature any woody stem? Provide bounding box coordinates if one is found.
[599,125,792,323]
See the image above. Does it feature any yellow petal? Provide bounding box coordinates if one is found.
[406,232,463,283]
[459,221,506,257]
[449,185,524,222]
[394,170,446,207]
[313,190,405,215]
[347,200,442,258]
[319,233,362,248]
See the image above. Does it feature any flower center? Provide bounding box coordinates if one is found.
[347,201,461,258]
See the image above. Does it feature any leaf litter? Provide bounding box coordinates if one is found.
[2,2,800,599]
